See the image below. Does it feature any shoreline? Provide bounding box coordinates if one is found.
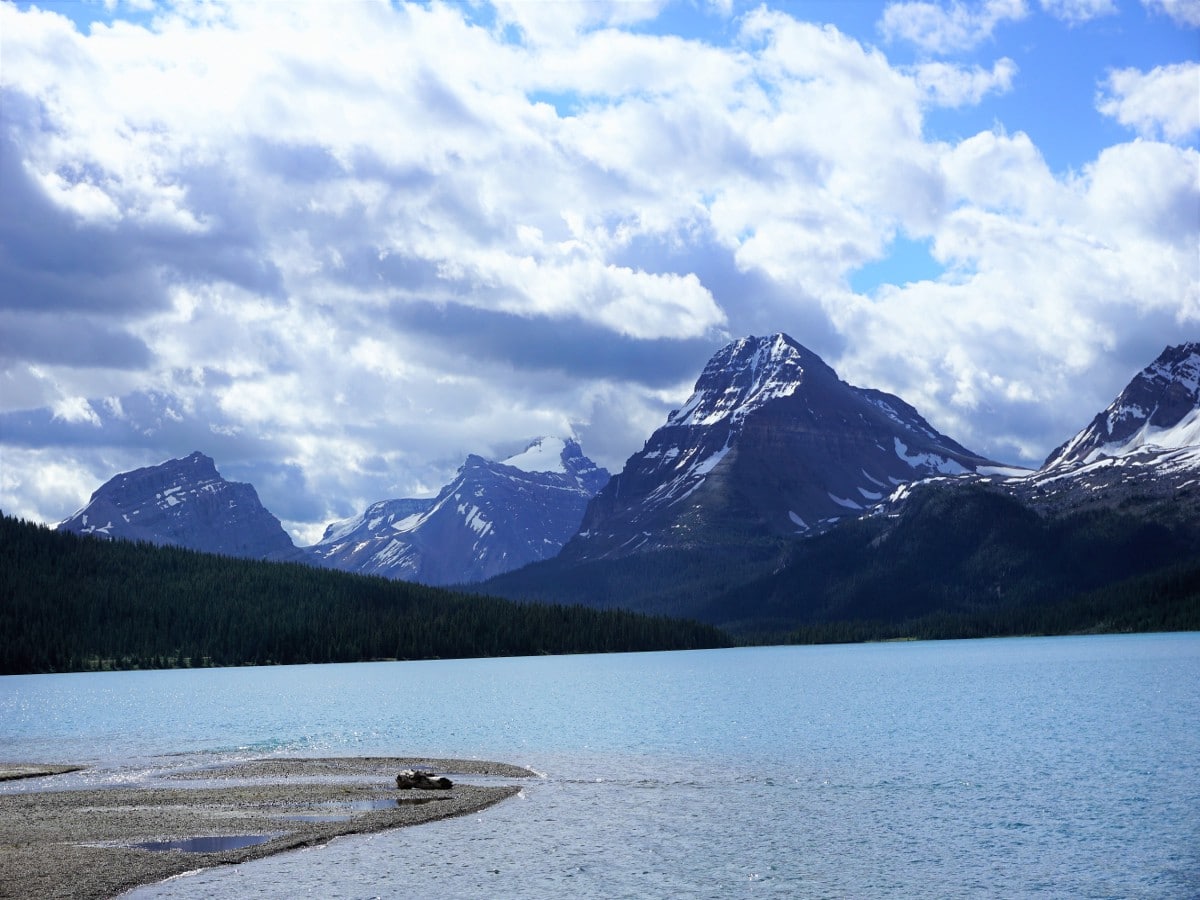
[0,757,531,900]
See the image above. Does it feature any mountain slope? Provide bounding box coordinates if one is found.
[566,333,1000,559]
[988,342,1200,523]
[1044,342,1200,468]
[486,341,1200,637]
[56,451,297,561]
[700,482,1200,634]
[307,438,609,585]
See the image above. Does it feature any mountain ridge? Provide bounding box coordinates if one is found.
[57,451,298,561]
[565,332,1001,559]
[48,337,1198,636]
[304,437,610,585]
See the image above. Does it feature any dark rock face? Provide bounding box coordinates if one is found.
[57,451,297,560]
[306,438,610,585]
[567,334,999,559]
[1043,342,1200,469]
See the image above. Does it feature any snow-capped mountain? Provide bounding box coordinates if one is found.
[998,342,1200,516]
[566,333,1001,559]
[1044,342,1200,469]
[57,451,298,560]
[306,438,610,585]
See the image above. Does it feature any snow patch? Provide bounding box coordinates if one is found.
[977,464,1034,478]
[502,437,569,474]
[692,444,731,476]
[828,493,862,510]
[1085,406,1200,462]
[894,438,968,475]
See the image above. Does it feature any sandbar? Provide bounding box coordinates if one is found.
[0,757,531,900]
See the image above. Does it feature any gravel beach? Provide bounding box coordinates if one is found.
[0,757,531,900]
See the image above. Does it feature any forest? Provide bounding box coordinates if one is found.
[6,481,1199,677]
[484,484,1200,640]
[0,515,729,675]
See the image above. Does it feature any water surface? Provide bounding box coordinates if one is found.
[2,634,1197,897]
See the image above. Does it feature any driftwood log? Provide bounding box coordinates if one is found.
[396,769,453,790]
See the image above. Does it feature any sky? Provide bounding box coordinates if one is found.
[0,0,1197,545]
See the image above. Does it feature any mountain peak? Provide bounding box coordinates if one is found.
[567,333,996,559]
[668,333,834,429]
[501,437,574,474]
[59,451,296,560]
[307,437,609,584]
[1044,342,1200,469]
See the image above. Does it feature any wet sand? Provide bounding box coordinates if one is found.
[0,757,531,900]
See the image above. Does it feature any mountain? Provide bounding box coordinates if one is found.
[306,437,609,585]
[989,342,1200,522]
[1044,342,1200,469]
[699,341,1200,632]
[564,333,1001,560]
[484,342,1200,636]
[57,451,298,561]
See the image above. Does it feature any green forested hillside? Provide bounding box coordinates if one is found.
[0,515,730,675]
[701,484,1200,637]
[482,484,1200,641]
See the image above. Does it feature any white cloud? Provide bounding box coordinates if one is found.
[880,0,1029,53]
[834,133,1199,461]
[1142,0,1200,26]
[490,0,669,46]
[51,397,102,426]
[912,57,1018,106]
[1039,0,1118,23]
[1097,62,1200,142]
[0,0,1193,537]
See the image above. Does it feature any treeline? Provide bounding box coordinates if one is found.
[705,485,1200,637]
[0,515,730,675]
[736,560,1200,645]
[484,483,1200,642]
[480,539,788,620]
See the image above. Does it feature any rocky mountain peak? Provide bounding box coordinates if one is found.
[307,437,610,585]
[1044,342,1200,468]
[502,437,609,494]
[668,333,835,429]
[566,333,999,559]
[58,451,297,560]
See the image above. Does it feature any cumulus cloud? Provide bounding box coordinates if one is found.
[834,131,1199,460]
[0,1,1194,542]
[880,0,1028,53]
[1039,0,1118,23]
[1097,62,1200,142]
[1142,0,1200,26]
[912,57,1018,106]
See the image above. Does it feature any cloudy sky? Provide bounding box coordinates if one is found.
[1,0,1196,544]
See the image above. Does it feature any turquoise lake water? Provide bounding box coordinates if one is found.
[2,633,1198,898]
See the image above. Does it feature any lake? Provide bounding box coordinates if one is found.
[2,634,1198,898]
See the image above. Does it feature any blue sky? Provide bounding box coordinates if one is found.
[1,0,1197,542]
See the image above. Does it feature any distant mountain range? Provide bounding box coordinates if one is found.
[60,438,610,586]
[482,338,1200,630]
[56,336,1199,633]
[305,437,609,585]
